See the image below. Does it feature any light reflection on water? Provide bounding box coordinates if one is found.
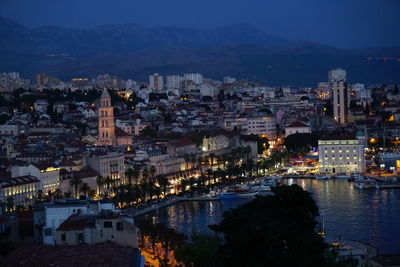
[137,179,400,253]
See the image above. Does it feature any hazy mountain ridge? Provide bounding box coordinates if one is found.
[0,17,399,86]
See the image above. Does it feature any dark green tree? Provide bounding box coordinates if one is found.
[284,133,318,154]
[175,233,222,267]
[209,185,333,267]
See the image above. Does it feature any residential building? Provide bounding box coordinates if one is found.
[34,99,49,113]
[330,69,349,124]
[242,116,276,138]
[149,73,164,90]
[200,84,218,97]
[0,175,40,209]
[318,135,366,174]
[183,73,203,85]
[88,150,125,181]
[223,76,236,84]
[202,135,230,152]
[285,121,311,137]
[39,199,115,245]
[165,75,181,89]
[55,213,138,247]
[11,163,61,193]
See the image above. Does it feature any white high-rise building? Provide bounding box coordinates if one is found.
[353,83,371,106]
[328,69,347,83]
[149,73,164,90]
[223,76,236,84]
[166,75,181,89]
[329,69,348,124]
[183,73,203,85]
[200,84,218,97]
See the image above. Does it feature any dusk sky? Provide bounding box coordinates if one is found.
[1,0,399,48]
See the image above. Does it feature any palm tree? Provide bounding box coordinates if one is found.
[184,156,191,171]
[36,189,45,201]
[139,180,149,202]
[124,168,135,185]
[132,167,140,184]
[54,189,63,199]
[79,183,91,195]
[96,175,105,195]
[69,175,83,198]
[147,181,157,200]
[88,189,96,199]
[142,167,149,182]
[209,153,216,166]
[206,168,213,185]
[149,165,157,182]
[156,175,170,197]
[204,155,210,167]
[104,176,113,191]
[6,196,14,211]
[190,155,197,169]
[197,156,204,168]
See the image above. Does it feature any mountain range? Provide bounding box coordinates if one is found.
[1,16,399,86]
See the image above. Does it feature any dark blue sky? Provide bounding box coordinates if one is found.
[1,0,399,48]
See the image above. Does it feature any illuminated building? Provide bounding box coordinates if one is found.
[97,89,132,146]
[149,73,164,90]
[285,121,311,137]
[88,150,125,181]
[0,175,40,209]
[318,134,366,174]
[11,163,61,193]
[330,69,349,124]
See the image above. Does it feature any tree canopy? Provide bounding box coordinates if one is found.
[284,133,318,153]
[209,185,336,267]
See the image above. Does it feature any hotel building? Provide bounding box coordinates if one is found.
[318,135,366,174]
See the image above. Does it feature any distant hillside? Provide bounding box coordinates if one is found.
[0,17,399,86]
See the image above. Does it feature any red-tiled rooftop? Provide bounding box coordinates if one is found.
[116,127,131,137]
[0,175,40,188]
[4,242,141,267]
[57,214,96,231]
[170,138,195,147]
[286,121,308,128]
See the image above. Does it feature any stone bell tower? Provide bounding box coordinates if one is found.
[98,89,117,146]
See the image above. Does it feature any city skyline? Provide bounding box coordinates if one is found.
[1,1,400,266]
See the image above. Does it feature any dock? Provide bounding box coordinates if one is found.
[376,184,400,189]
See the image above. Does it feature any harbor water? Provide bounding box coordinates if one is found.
[137,179,400,253]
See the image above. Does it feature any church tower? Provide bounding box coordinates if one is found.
[98,89,117,146]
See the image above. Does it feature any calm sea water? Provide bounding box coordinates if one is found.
[137,179,400,253]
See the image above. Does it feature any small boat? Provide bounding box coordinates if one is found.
[262,178,277,187]
[218,185,257,199]
[352,180,377,189]
[316,175,330,180]
[218,191,257,199]
[251,184,271,192]
[348,173,367,182]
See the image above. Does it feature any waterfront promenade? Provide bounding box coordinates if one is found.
[127,195,220,217]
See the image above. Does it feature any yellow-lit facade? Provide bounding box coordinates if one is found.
[318,138,366,174]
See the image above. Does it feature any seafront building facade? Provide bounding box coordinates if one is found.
[318,135,366,175]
